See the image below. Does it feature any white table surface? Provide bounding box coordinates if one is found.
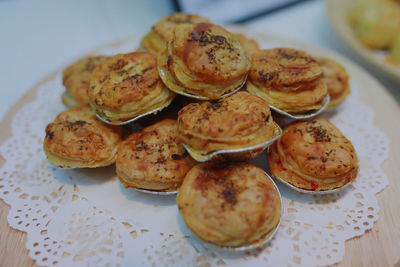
[1,0,399,123]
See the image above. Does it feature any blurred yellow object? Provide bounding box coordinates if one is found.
[349,0,400,49]
[348,0,375,25]
[390,34,400,64]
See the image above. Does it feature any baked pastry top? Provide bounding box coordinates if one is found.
[88,51,175,123]
[158,22,251,99]
[233,33,260,56]
[246,48,328,113]
[43,104,123,168]
[178,91,280,156]
[268,118,358,191]
[116,119,195,191]
[141,13,211,55]
[177,162,281,247]
[62,55,110,108]
[317,57,350,109]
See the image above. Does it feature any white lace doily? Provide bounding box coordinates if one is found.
[0,33,389,267]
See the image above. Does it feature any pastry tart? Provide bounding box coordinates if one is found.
[88,52,175,124]
[177,162,282,248]
[233,33,260,56]
[141,13,211,55]
[62,55,110,108]
[317,57,350,109]
[43,104,122,169]
[246,48,328,114]
[116,119,195,192]
[268,118,358,192]
[158,22,250,99]
[178,92,281,162]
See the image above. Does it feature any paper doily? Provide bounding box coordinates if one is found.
[0,32,389,266]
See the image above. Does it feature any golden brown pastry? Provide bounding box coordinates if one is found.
[177,163,281,247]
[43,105,123,168]
[268,119,358,191]
[158,22,251,99]
[178,92,281,160]
[233,33,260,55]
[62,55,110,108]
[116,119,195,191]
[317,57,351,109]
[137,94,199,127]
[88,52,175,124]
[246,48,328,113]
[141,13,211,55]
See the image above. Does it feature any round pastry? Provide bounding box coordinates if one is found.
[158,22,251,99]
[178,91,281,161]
[141,13,211,55]
[317,57,350,109]
[233,33,260,56]
[62,55,110,108]
[246,48,328,113]
[177,162,282,248]
[116,119,195,192]
[268,118,358,191]
[43,104,123,169]
[88,52,175,124]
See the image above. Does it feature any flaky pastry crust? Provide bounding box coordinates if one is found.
[88,52,175,123]
[177,163,281,247]
[43,105,122,168]
[116,119,195,191]
[178,92,280,155]
[268,119,358,191]
[62,56,110,107]
[317,57,350,109]
[247,48,328,112]
[158,23,250,99]
[141,13,211,55]
[233,33,260,56]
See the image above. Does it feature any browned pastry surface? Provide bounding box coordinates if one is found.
[141,13,211,55]
[233,33,260,55]
[116,119,195,191]
[178,91,280,154]
[268,118,358,191]
[89,51,175,123]
[177,162,281,247]
[62,55,110,107]
[159,22,250,99]
[247,48,328,112]
[43,104,122,168]
[317,57,350,109]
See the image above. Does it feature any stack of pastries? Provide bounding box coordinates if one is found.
[246,48,328,113]
[158,22,250,99]
[43,13,358,249]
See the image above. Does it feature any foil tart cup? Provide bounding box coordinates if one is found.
[95,97,175,126]
[133,188,178,196]
[183,123,282,163]
[270,94,330,120]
